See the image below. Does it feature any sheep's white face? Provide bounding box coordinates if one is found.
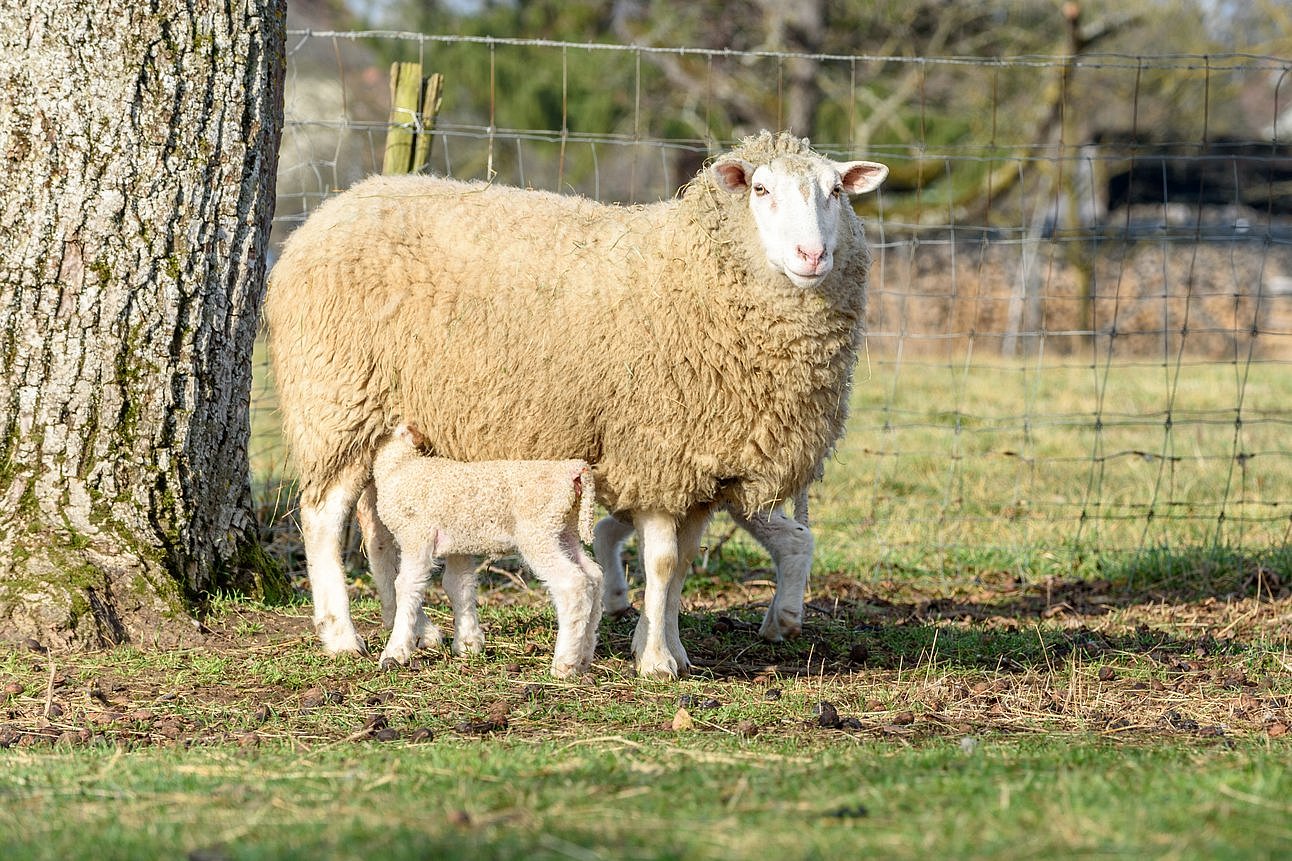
[712,154,887,289]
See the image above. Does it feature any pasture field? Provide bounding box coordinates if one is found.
[3,356,1291,859]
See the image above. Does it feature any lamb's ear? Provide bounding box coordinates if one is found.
[711,156,755,193]
[834,160,888,195]
[405,424,428,448]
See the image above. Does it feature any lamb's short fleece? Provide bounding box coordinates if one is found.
[372,425,601,678]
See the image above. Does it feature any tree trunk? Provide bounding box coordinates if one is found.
[0,0,286,648]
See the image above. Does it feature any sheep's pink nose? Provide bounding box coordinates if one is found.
[796,244,825,269]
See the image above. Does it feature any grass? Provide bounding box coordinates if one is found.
[4,735,1291,860]
[3,353,1291,858]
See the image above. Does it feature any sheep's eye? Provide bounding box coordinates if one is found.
[830,185,844,199]
[752,184,769,197]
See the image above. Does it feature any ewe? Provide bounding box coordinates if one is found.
[371,424,601,678]
[267,131,887,679]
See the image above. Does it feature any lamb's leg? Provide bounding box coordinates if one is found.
[378,541,436,667]
[631,510,687,679]
[727,503,815,642]
[572,543,605,669]
[593,513,634,615]
[442,554,486,656]
[355,482,441,649]
[300,465,369,655]
[524,529,601,678]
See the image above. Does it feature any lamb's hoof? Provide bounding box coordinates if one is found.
[758,607,803,643]
[605,604,638,621]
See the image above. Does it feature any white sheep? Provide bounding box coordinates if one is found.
[266,130,887,679]
[371,424,602,678]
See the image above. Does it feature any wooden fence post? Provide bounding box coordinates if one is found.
[383,63,443,175]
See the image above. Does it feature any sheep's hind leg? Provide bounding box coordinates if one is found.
[442,555,486,656]
[593,514,634,615]
[356,482,441,649]
[727,503,814,642]
[631,510,686,679]
[378,542,436,668]
[300,465,370,656]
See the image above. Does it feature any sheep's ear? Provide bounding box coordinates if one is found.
[711,157,755,193]
[835,160,888,195]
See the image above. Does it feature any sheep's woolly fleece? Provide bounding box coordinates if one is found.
[267,131,870,518]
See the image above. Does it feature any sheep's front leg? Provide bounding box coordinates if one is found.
[300,466,369,656]
[631,510,687,679]
[593,514,634,615]
[356,482,441,649]
[727,504,814,642]
[666,506,712,661]
[442,555,486,656]
[379,540,437,668]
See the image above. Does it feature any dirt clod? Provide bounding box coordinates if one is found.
[447,810,471,827]
[1097,666,1117,682]
[408,728,434,743]
[816,701,842,729]
[1267,721,1288,738]
[4,682,25,696]
[24,639,46,654]
[736,720,758,738]
[848,643,869,664]
[892,711,916,726]
[373,727,401,742]
[300,688,326,709]
[764,689,782,702]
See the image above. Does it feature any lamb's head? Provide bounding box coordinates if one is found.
[711,134,887,289]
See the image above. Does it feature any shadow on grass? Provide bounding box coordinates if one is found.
[593,543,1292,679]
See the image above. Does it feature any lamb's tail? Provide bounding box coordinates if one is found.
[573,464,597,545]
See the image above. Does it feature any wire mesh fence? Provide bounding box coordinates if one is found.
[256,29,1292,579]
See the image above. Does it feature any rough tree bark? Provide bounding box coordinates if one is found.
[0,0,286,648]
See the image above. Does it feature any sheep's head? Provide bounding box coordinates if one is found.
[711,146,887,289]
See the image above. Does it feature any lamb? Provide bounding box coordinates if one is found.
[266,130,887,679]
[371,424,602,678]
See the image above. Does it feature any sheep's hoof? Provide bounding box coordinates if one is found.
[550,660,588,679]
[605,604,638,621]
[413,618,444,650]
[451,633,486,657]
[603,590,633,617]
[758,607,803,643]
[635,651,682,681]
[318,624,369,657]
[378,646,414,668]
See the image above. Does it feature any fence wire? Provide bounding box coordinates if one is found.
[256,30,1292,578]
